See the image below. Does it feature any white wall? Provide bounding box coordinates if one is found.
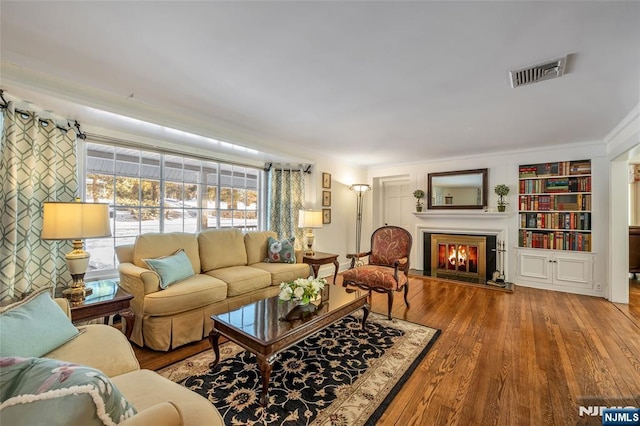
[367,141,609,297]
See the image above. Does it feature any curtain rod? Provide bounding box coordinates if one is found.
[264,162,312,174]
[0,89,85,137]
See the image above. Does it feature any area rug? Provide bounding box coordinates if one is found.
[158,312,440,426]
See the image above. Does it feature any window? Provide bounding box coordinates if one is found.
[83,141,262,277]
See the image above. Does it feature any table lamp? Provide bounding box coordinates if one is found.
[298,209,323,256]
[41,202,112,302]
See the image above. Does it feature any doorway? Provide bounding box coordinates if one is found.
[380,178,412,229]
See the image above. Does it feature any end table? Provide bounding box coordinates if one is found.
[303,251,339,284]
[56,280,135,340]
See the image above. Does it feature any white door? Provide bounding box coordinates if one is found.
[382,179,412,229]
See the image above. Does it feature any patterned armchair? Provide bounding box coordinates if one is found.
[342,226,412,320]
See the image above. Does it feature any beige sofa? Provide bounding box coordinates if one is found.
[117,229,310,351]
[44,298,223,426]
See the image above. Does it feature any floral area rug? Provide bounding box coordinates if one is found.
[158,312,440,426]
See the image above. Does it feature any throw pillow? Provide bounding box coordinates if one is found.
[0,287,79,358]
[144,249,195,289]
[0,356,136,425]
[265,236,296,264]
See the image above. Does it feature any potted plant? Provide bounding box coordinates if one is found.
[413,189,425,212]
[494,184,510,212]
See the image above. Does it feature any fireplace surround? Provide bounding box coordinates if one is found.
[422,232,497,283]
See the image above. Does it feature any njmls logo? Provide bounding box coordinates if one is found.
[579,406,640,425]
[579,406,637,417]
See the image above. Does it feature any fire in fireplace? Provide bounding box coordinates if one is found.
[439,243,479,274]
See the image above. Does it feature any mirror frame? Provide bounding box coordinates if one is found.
[427,168,488,210]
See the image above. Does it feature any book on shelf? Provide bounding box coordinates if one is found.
[519,230,591,251]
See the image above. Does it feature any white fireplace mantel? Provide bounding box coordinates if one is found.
[413,211,510,219]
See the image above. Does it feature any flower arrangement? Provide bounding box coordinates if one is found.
[279,276,327,305]
[413,189,425,211]
[494,184,510,211]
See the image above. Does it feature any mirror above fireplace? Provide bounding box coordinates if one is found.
[428,168,488,210]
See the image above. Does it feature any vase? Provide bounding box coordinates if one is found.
[498,205,506,212]
[297,299,310,306]
[416,205,423,212]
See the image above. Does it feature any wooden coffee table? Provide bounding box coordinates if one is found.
[208,285,369,405]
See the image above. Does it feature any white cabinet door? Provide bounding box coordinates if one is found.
[553,253,593,289]
[517,251,553,284]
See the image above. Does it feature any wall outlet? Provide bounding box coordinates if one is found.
[595,283,602,291]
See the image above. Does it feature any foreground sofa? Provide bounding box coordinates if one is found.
[0,289,222,426]
[117,229,310,351]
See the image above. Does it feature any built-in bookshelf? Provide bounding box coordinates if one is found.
[518,160,592,252]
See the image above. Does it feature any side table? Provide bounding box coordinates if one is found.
[56,280,135,340]
[303,251,339,284]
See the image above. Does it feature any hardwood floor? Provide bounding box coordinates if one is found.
[133,275,640,425]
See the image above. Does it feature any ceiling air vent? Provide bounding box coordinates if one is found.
[509,56,567,88]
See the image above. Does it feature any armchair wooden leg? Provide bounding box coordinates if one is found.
[386,291,394,320]
[403,282,410,308]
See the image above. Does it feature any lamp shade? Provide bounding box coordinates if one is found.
[298,210,323,229]
[349,184,371,192]
[41,202,112,240]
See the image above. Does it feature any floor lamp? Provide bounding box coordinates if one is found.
[349,184,371,256]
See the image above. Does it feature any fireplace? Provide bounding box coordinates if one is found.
[423,232,497,283]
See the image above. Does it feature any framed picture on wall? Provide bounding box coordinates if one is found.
[322,191,331,206]
[322,208,331,224]
[322,172,331,189]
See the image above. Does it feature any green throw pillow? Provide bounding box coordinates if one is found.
[0,287,79,358]
[144,249,195,289]
[0,356,136,425]
[265,236,296,264]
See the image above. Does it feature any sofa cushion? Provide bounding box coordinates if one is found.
[0,288,79,358]
[0,356,136,425]
[133,232,200,274]
[265,236,296,263]
[143,274,228,316]
[199,229,248,271]
[144,249,195,289]
[244,231,277,265]
[205,266,271,297]
[250,262,311,286]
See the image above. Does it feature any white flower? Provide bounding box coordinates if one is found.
[279,286,293,301]
[293,286,305,299]
[279,277,327,303]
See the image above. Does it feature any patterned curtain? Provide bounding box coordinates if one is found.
[267,168,305,249]
[0,103,78,301]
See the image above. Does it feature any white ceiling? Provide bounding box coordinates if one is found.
[1,1,639,168]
